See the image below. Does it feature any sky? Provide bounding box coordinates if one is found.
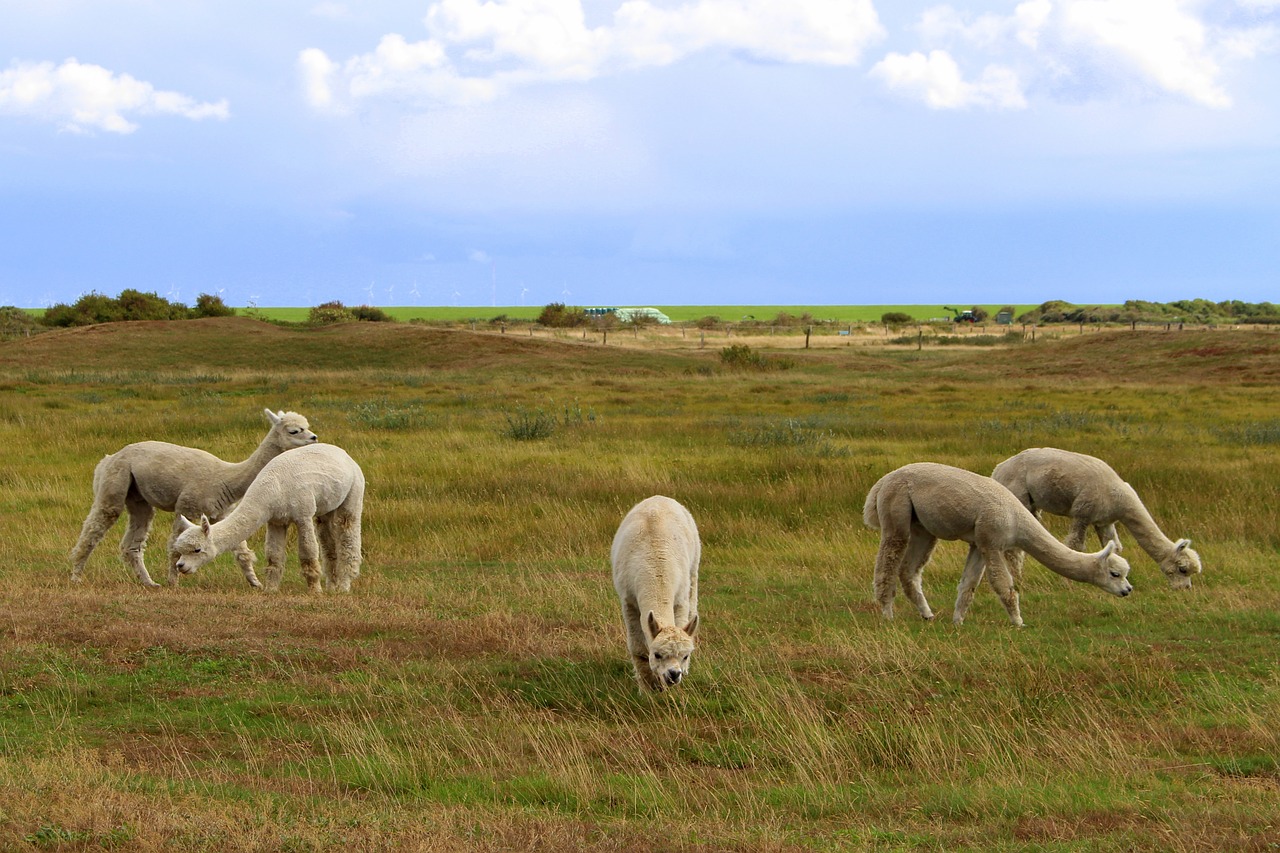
[1,0,1278,310]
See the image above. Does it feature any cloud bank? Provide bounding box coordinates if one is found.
[300,0,886,111]
[0,58,229,133]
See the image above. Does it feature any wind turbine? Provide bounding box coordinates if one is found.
[452,288,461,307]
[365,280,376,305]
[410,280,421,304]
[520,283,529,306]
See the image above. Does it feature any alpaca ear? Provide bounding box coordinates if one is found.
[645,611,660,641]
[1174,538,1191,553]
[1099,540,1117,559]
[200,515,212,535]
[684,614,699,637]
[265,408,281,425]
[176,514,195,532]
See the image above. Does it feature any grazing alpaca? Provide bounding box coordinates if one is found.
[611,496,700,692]
[863,462,1133,627]
[70,409,317,588]
[171,443,365,593]
[992,447,1202,590]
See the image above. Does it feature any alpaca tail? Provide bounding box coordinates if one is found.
[862,478,883,530]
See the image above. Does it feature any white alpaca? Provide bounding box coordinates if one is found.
[70,409,317,588]
[863,462,1134,627]
[611,496,701,692]
[992,447,1202,590]
[170,443,365,593]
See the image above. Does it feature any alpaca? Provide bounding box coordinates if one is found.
[70,409,317,588]
[611,495,701,692]
[862,462,1133,627]
[991,447,1202,590]
[171,443,364,594]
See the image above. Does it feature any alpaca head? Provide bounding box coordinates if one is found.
[1160,539,1201,590]
[1093,540,1133,597]
[645,611,698,690]
[171,514,217,575]
[265,409,317,450]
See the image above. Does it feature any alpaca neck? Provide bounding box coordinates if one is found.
[222,436,285,496]
[1012,520,1100,583]
[1117,498,1176,561]
[208,501,272,556]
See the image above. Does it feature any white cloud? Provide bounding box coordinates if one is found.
[1062,0,1231,108]
[870,49,1027,109]
[0,58,228,134]
[881,0,1280,110]
[300,0,885,111]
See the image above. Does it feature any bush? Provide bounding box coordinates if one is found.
[881,311,913,326]
[193,293,235,318]
[351,304,393,322]
[694,315,722,330]
[720,344,794,372]
[0,306,41,340]
[537,303,588,328]
[38,290,189,327]
[308,301,355,325]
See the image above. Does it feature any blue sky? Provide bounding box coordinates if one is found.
[2,0,1278,309]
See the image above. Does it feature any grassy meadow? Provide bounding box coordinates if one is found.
[1,317,1278,851]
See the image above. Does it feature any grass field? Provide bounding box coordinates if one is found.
[245,304,1041,324]
[1,317,1278,850]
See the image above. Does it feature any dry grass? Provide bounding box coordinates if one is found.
[1,318,1279,850]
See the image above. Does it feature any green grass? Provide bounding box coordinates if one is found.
[0,319,1277,850]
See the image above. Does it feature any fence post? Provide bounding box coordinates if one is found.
[805,326,811,349]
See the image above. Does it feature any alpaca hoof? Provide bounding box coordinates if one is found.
[142,581,162,589]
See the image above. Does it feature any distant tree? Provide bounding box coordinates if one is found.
[694,315,721,330]
[193,293,235,318]
[881,311,913,326]
[969,306,990,323]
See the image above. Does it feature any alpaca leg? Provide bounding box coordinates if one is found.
[120,496,160,588]
[316,514,339,590]
[623,600,661,692]
[873,534,909,620]
[262,522,289,592]
[897,529,938,621]
[1003,548,1026,585]
[982,550,1023,628]
[953,545,987,625]
[333,509,363,593]
[1064,518,1089,551]
[69,502,122,582]
[232,540,262,588]
[1096,523,1122,552]
[297,518,323,594]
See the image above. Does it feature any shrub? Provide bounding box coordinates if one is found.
[38,290,189,327]
[351,304,394,322]
[537,303,588,328]
[881,311,913,326]
[193,293,235,318]
[694,315,722,330]
[0,306,41,339]
[308,301,355,325]
[720,344,795,371]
